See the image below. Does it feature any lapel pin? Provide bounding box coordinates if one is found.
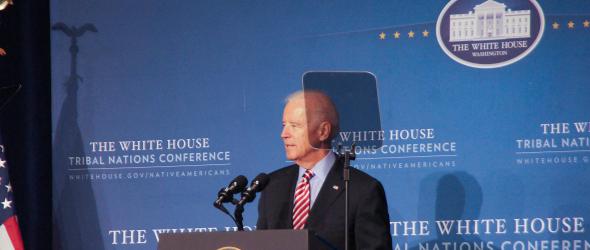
[332,185,339,190]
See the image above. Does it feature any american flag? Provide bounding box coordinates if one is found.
[0,143,23,250]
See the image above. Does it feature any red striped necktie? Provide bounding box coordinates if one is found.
[292,169,314,229]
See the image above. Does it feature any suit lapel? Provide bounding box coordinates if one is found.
[284,165,299,229]
[307,158,344,227]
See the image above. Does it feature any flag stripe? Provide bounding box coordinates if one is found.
[0,223,16,250]
[0,142,24,250]
[2,216,23,250]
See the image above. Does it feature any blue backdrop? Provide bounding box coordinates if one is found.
[51,0,590,249]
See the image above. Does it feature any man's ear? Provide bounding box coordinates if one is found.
[317,121,332,142]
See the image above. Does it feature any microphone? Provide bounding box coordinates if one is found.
[214,175,248,207]
[237,173,270,206]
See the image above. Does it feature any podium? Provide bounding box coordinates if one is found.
[157,229,335,250]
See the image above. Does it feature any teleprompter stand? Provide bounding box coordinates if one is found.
[337,144,356,250]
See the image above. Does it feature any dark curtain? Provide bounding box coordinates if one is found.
[0,0,52,249]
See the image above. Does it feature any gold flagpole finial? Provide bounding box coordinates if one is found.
[0,0,13,11]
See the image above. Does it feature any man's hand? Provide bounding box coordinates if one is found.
[0,48,6,56]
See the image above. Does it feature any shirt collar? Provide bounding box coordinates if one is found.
[298,152,336,180]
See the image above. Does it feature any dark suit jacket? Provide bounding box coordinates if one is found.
[257,157,392,250]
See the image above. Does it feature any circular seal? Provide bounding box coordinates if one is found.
[436,0,544,68]
[217,247,241,250]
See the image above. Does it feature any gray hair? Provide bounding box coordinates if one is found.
[285,90,340,141]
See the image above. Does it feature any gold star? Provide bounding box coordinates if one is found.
[567,21,574,29]
[408,30,415,38]
[552,22,560,30]
[422,30,429,37]
[393,31,400,39]
[583,20,589,28]
[379,32,386,40]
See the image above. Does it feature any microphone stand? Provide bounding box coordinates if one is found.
[338,143,356,250]
[234,204,245,231]
[213,198,241,230]
[215,174,268,232]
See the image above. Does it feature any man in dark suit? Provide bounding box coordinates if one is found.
[257,91,392,250]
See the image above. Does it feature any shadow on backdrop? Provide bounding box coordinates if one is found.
[52,23,105,250]
[411,172,498,250]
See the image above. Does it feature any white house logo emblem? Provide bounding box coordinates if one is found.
[436,0,544,68]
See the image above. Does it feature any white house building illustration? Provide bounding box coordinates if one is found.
[449,0,531,42]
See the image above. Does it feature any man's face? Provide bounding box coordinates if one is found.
[281,99,321,166]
